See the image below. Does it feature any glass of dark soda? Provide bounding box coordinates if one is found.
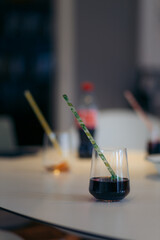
[147,125,160,154]
[89,148,130,202]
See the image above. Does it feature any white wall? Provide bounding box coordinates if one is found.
[76,0,137,109]
[137,0,160,69]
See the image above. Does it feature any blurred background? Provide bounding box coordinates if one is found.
[0,0,160,146]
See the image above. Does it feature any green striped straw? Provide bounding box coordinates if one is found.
[63,94,117,180]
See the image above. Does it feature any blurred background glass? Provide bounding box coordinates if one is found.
[42,131,71,173]
[0,0,160,147]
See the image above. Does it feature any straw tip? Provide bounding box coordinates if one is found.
[124,90,130,97]
[24,90,30,96]
[62,94,68,101]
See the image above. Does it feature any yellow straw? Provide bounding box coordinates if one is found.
[24,90,63,156]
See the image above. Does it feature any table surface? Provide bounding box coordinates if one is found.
[0,149,160,240]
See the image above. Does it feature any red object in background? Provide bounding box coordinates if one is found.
[76,109,97,129]
[81,82,94,92]
[76,81,97,158]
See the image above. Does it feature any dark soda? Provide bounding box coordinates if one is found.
[89,177,130,201]
[147,140,160,154]
[78,128,95,158]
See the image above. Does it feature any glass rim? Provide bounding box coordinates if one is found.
[92,147,127,152]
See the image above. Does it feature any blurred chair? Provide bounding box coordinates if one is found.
[69,109,160,151]
[96,109,160,150]
[0,115,17,151]
[0,115,30,237]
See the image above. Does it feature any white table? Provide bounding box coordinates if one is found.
[0,150,159,240]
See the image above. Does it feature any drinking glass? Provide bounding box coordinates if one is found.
[89,147,130,201]
[147,125,160,154]
[42,132,71,174]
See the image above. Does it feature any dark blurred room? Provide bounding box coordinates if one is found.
[0,0,160,146]
[0,0,54,146]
